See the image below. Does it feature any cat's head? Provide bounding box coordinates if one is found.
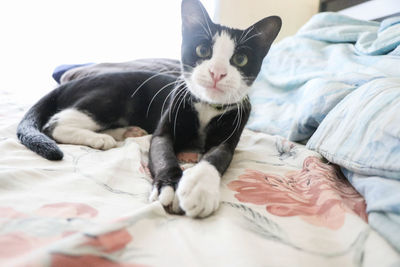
[180,0,281,105]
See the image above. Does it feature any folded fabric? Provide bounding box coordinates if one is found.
[342,169,400,251]
[52,63,93,83]
[307,77,400,179]
[247,13,400,141]
[247,12,400,252]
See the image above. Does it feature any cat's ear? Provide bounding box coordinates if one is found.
[181,0,213,36]
[243,16,282,53]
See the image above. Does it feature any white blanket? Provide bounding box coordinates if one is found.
[0,92,398,266]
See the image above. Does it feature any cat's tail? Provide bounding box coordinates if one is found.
[17,88,64,160]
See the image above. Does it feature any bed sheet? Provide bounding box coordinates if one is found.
[0,90,399,266]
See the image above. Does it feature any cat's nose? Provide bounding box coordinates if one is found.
[209,67,227,83]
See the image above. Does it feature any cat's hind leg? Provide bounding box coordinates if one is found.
[44,108,117,150]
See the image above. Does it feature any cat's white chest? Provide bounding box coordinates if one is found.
[194,102,224,134]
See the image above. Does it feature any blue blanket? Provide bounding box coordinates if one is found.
[248,12,400,251]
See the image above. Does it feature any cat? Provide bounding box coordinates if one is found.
[17,0,281,217]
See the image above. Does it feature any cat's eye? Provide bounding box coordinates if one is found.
[232,53,248,67]
[196,44,211,58]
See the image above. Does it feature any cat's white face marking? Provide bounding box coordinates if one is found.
[187,31,250,105]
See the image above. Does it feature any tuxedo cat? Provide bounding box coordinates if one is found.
[17,0,281,217]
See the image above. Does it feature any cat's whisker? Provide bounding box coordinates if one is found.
[173,90,187,137]
[172,87,186,114]
[169,86,187,122]
[236,44,253,51]
[172,86,187,112]
[146,80,185,117]
[232,100,240,125]
[130,70,183,98]
[237,29,246,45]
[198,22,213,39]
[217,107,227,122]
[217,97,232,122]
[182,88,191,109]
[161,85,181,118]
[238,100,243,130]
[185,16,213,39]
[222,102,241,144]
[238,25,254,45]
[241,32,263,44]
[199,6,213,38]
[169,90,191,128]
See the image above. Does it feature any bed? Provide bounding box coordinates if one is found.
[1,6,400,267]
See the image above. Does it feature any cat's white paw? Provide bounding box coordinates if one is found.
[88,134,117,150]
[149,186,182,214]
[159,186,175,206]
[177,161,221,218]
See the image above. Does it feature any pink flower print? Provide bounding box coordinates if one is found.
[0,232,58,261]
[0,206,27,219]
[35,202,98,219]
[228,156,367,229]
[51,254,148,267]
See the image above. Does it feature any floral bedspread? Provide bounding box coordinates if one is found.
[0,91,399,266]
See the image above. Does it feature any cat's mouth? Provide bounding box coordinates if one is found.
[197,80,225,93]
[206,85,224,93]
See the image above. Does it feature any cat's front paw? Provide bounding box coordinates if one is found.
[149,185,183,214]
[177,161,221,218]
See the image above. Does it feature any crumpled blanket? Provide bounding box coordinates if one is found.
[247,12,400,252]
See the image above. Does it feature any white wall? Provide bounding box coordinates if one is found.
[216,0,319,42]
[0,0,315,103]
[0,0,214,102]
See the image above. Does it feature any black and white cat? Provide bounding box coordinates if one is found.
[17,0,281,217]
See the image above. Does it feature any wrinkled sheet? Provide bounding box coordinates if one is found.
[0,90,399,266]
[248,12,400,252]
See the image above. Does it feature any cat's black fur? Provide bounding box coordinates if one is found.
[17,0,281,216]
